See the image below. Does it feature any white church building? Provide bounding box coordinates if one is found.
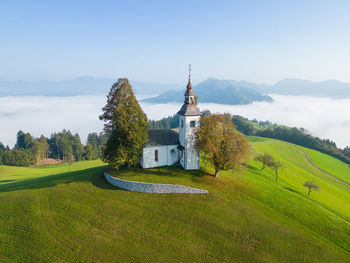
[140,73,200,170]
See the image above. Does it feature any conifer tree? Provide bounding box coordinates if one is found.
[99,78,148,169]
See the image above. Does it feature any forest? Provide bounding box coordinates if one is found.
[0,130,106,166]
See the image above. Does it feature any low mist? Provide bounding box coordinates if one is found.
[0,94,349,148]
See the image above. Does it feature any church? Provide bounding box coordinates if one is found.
[140,71,201,170]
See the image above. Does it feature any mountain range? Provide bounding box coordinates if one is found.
[258,78,350,98]
[142,78,273,105]
[1,76,350,104]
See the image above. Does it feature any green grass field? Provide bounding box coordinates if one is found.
[0,137,349,262]
[302,146,350,182]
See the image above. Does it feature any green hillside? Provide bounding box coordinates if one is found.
[0,137,349,262]
[302,146,350,182]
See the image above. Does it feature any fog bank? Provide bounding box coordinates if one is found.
[0,94,349,148]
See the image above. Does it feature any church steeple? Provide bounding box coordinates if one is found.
[177,64,201,170]
[177,64,201,116]
[184,64,196,105]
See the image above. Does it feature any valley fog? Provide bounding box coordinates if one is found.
[0,94,349,148]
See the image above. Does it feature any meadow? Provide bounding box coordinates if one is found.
[0,137,349,262]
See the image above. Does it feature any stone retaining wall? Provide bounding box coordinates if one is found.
[104,172,208,194]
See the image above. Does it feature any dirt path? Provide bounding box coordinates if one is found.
[288,144,350,186]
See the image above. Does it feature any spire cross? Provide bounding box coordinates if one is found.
[188,64,191,79]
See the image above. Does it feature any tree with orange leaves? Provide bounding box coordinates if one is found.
[194,113,249,177]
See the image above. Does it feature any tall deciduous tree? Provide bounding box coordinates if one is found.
[99,78,148,170]
[194,113,249,177]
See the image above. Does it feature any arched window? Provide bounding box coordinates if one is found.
[190,121,196,127]
[155,149,158,162]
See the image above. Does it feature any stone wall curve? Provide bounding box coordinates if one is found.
[104,172,208,194]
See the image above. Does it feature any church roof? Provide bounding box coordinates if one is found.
[147,130,179,146]
[177,65,201,116]
[177,103,201,116]
[184,79,195,96]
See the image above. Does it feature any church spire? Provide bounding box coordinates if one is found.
[177,64,201,116]
[184,64,195,103]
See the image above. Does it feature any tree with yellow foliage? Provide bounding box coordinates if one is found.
[194,113,249,177]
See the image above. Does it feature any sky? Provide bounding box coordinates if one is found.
[1,95,349,148]
[1,0,350,84]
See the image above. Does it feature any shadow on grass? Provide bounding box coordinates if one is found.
[0,165,210,194]
[283,186,299,194]
[0,180,16,183]
[110,164,207,178]
[0,165,117,194]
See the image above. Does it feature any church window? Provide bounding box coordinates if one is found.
[155,150,158,162]
[190,121,196,127]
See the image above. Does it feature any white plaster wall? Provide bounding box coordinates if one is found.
[180,115,200,170]
[179,115,186,147]
[141,145,179,169]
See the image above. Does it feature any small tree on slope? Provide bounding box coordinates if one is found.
[303,181,319,196]
[254,153,274,170]
[270,160,283,181]
[99,78,148,170]
[194,113,250,177]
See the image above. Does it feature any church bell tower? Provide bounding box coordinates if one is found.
[177,65,200,170]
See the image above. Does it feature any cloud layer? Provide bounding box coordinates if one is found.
[0,95,349,148]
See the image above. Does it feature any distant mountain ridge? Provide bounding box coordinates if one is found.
[143,78,273,105]
[0,76,182,96]
[259,78,350,98]
[1,76,350,100]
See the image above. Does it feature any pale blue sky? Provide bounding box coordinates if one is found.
[1,0,350,84]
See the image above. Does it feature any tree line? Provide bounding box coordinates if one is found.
[0,130,106,167]
[148,112,350,165]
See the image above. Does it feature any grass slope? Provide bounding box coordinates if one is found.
[302,146,350,182]
[0,138,349,262]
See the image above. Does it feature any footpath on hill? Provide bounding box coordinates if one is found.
[289,143,350,186]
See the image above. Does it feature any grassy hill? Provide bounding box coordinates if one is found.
[0,137,349,262]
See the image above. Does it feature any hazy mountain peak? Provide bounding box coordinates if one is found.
[143,78,273,105]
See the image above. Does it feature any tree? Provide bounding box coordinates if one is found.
[15,131,34,150]
[64,145,74,172]
[72,133,84,161]
[194,113,250,177]
[254,153,274,170]
[15,131,34,165]
[303,181,319,196]
[99,78,148,170]
[85,142,93,160]
[0,142,6,165]
[270,160,283,181]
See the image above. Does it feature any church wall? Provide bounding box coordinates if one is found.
[179,115,186,147]
[141,145,179,169]
[179,115,200,170]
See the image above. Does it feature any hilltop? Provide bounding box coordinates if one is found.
[143,78,273,105]
[0,137,349,262]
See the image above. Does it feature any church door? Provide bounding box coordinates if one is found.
[170,149,176,164]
